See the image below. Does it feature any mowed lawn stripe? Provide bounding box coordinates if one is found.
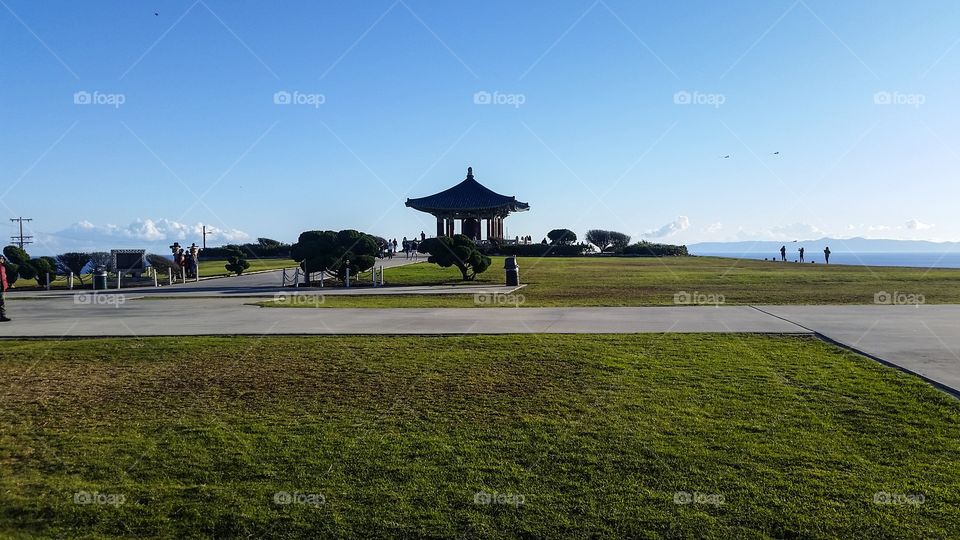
[0,335,957,538]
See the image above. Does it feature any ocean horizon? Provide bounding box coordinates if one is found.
[691,251,960,269]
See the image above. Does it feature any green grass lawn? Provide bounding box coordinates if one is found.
[263,255,960,307]
[196,257,296,278]
[1,335,957,538]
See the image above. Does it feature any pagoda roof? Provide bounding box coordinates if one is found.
[405,168,529,214]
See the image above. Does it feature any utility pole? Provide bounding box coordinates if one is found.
[9,217,33,249]
[202,225,210,249]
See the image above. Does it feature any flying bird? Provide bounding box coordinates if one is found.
[720,155,730,159]
[771,151,780,155]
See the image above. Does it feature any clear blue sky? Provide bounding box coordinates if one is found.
[1,0,958,254]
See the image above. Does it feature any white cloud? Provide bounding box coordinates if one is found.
[705,222,723,234]
[643,216,690,238]
[905,219,934,231]
[46,218,249,251]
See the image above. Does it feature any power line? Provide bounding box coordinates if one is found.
[9,217,33,249]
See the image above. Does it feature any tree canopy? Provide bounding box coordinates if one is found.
[290,229,379,282]
[55,252,92,285]
[547,229,577,245]
[417,234,491,281]
[585,230,631,252]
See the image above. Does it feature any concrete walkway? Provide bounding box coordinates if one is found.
[0,299,957,395]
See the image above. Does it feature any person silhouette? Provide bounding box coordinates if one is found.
[798,247,805,263]
[823,246,831,264]
[780,245,786,262]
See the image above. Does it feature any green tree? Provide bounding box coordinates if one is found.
[30,256,57,286]
[89,252,113,272]
[3,245,35,283]
[609,231,632,253]
[547,229,577,245]
[224,247,250,276]
[146,254,179,275]
[418,234,491,281]
[290,229,379,283]
[585,230,612,252]
[55,252,92,285]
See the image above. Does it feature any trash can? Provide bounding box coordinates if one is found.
[504,256,519,286]
[93,266,108,290]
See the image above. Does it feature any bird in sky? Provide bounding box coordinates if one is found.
[771,151,780,155]
[721,155,730,159]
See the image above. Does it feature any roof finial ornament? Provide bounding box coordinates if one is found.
[467,166,473,179]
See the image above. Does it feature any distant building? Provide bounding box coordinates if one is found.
[405,167,529,241]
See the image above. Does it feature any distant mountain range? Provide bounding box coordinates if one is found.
[689,237,960,253]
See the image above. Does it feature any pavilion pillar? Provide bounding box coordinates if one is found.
[436,217,444,238]
[485,219,491,240]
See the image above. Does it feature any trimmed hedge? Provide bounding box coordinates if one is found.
[499,243,592,257]
[622,241,688,257]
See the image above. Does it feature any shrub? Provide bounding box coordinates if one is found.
[224,247,250,276]
[3,245,34,283]
[418,234,491,280]
[147,254,179,274]
[622,241,689,257]
[499,243,592,257]
[30,256,57,286]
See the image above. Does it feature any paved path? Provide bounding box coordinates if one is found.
[0,298,957,395]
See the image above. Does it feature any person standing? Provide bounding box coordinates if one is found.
[420,231,426,242]
[780,245,786,262]
[0,255,10,322]
[824,246,831,264]
[189,243,201,278]
[798,247,805,263]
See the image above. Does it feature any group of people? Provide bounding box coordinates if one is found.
[171,242,201,278]
[778,245,831,264]
[382,232,427,259]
